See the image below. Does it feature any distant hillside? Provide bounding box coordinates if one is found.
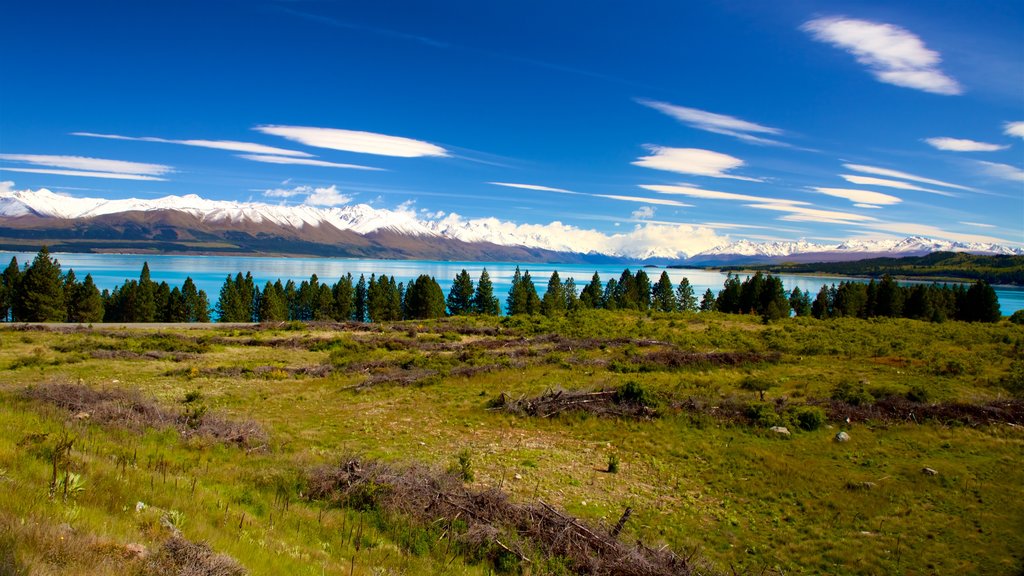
[717,252,1024,286]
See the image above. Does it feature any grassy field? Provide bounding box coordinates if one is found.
[0,311,1021,575]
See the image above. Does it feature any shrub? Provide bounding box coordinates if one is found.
[614,380,654,407]
[906,384,930,403]
[607,453,620,474]
[793,406,825,431]
[740,375,774,401]
[831,380,874,406]
[451,449,474,483]
[745,402,781,427]
[1009,310,1024,325]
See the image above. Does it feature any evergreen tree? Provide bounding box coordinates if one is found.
[811,285,832,319]
[541,271,566,317]
[789,287,812,317]
[216,275,246,322]
[520,270,541,315]
[135,262,156,322]
[602,278,619,310]
[314,283,335,320]
[20,246,66,322]
[676,277,697,312]
[962,280,1001,322]
[405,275,446,319]
[165,287,187,322]
[1,257,21,321]
[699,288,716,312]
[716,273,742,314]
[875,275,904,317]
[472,268,500,315]
[182,277,208,322]
[563,277,579,312]
[651,271,676,312]
[154,281,171,322]
[63,269,79,322]
[259,281,288,321]
[332,274,355,321]
[70,274,104,323]
[614,269,639,309]
[579,272,603,309]
[634,270,652,311]
[447,269,475,316]
[353,274,368,322]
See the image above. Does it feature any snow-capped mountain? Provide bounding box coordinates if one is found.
[0,187,1020,262]
[687,235,1022,265]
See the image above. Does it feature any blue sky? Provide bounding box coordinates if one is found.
[1,0,1022,252]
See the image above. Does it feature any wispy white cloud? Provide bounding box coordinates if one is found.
[639,183,804,204]
[487,182,692,208]
[72,132,312,157]
[636,99,786,145]
[263,184,353,206]
[811,186,901,205]
[854,203,882,209]
[488,182,578,194]
[976,161,1024,182]
[959,221,995,229]
[924,137,1007,152]
[0,154,173,181]
[1004,121,1024,140]
[595,194,692,207]
[633,146,762,181]
[0,153,171,176]
[239,154,381,170]
[747,202,878,224]
[0,168,166,181]
[802,17,961,95]
[839,174,955,196]
[631,206,656,220]
[255,125,448,158]
[843,163,974,191]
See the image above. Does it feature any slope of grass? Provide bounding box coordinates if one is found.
[0,311,1022,574]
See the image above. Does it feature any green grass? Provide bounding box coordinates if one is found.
[0,311,1022,574]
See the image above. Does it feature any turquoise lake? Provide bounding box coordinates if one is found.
[2,252,1022,316]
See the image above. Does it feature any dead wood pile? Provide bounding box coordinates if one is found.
[306,458,717,576]
[492,388,658,419]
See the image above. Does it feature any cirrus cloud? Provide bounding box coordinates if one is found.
[811,186,902,205]
[255,125,448,158]
[924,137,1007,152]
[636,99,786,146]
[1003,121,1024,140]
[632,146,762,181]
[72,132,312,157]
[802,17,961,95]
[0,153,173,181]
[842,163,974,192]
[238,154,381,170]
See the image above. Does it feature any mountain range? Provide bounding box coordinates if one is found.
[0,188,1020,264]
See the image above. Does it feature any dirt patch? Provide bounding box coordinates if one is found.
[306,458,713,576]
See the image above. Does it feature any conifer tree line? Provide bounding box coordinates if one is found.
[0,247,209,323]
[0,247,1004,323]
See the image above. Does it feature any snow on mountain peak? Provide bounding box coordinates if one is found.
[0,187,1020,259]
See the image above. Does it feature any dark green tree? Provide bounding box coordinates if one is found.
[69,273,104,323]
[961,280,1000,322]
[651,271,677,312]
[19,246,65,322]
[676,277,697,312]
[563,277,579,312]
[875,275,904,318]
[447,269,475,316]
[699,288,716,312]
[1,256,21,321]
[405,275,446,319]
[135,262,156,322]
[259,281,289,321]
[579,272,603,309]
[811,284,832,319]
[182,277,209,322]
[353,274,368,322]
[472,268,500,315]
[789,286,812,317]
[332,274,355,321]
[716,273,742,314]
[216,275,247,322]
[541,271,566,317]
